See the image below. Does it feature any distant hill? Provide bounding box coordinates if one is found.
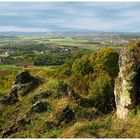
[0,31,140,38]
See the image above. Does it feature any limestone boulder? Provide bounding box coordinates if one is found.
[114,41,140,118]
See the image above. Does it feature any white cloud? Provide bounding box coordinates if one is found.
[0,2,139,32]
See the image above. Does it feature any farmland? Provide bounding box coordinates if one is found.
[0,32,138,66]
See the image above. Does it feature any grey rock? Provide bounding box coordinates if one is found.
[114,43,140,119]
[31,101,48,113]
[2,70,42,105]
[57,106,75,123]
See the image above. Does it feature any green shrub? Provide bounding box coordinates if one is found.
[95,47,119,77]
[58,61,72,77]
[46,79,67,98]
[72,55,93,75]
[88,72,115,114]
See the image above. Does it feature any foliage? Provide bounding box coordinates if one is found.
[58,61,73,77]
[94,47,119,77]
[72,55,93,75]
[0,45,122,138]
[58,47,119,114]
[125,40,140,50]
[88,72,115,113]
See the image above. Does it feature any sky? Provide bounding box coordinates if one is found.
[0,2,140,32]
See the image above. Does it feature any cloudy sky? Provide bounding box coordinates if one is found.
[0,2,140,32]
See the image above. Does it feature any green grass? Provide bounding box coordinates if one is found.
[45,38,108,49]
[0,39,138,138]
[0,65,56,94]
[0,64,22,70]
[0,54,9,57]
[1,64,140,138]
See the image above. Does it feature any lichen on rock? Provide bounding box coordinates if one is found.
[114,41,140,119]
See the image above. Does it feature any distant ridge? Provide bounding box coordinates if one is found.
[0,31,140,38]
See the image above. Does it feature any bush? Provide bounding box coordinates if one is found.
[95,47,119,77]
[72,55,93,75]
[89,72,115,113]
[58,61,72,77]
[46,79,67,98]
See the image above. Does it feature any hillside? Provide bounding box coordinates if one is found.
[1,40,140,138]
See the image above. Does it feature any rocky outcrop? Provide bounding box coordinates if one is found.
[31,101,48,113]
[13,70,41,85]
[31,91,52,103]
[57,106,75,124]
[2,114,31,138]
[114,41,140,119]
[2,70,42,104]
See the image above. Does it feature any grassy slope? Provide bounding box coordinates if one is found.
[0,65,140,138]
